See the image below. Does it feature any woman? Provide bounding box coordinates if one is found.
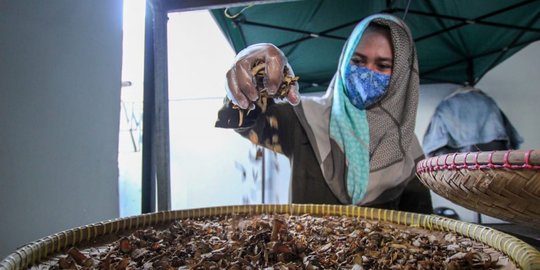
[215,14,432,214]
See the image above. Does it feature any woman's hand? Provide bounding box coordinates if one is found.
[225,43,300,110]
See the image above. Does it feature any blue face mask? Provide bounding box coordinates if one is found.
[344,64,391,109]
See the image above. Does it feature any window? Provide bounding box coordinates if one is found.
[119,0,145,217]
[167,10,290,209]
[119,5,291,216]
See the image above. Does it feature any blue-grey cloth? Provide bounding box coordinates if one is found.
[422,88,523,156]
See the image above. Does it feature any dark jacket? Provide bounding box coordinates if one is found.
[215,98,433,214]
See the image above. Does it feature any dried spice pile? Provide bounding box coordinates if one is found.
[39,214,515,270]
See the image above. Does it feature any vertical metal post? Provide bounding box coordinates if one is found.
[152,0,172,212]
[142,0,171,213]
[142,0,156,214]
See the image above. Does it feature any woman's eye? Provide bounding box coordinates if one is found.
[378,64,392,70]
[351,58,365,66]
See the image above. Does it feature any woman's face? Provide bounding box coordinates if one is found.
[350,30,393,75]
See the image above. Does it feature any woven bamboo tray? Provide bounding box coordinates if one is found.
[1,204,539,270]
[417,149,540,228]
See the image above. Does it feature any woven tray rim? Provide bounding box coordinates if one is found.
[417,149,540,173]
[1,204,539,270]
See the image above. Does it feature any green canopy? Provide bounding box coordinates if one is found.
[211,0,540,93]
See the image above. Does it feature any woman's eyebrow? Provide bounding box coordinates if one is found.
[353,52,392,62]
[376,56,393,62]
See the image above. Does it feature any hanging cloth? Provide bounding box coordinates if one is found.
[422,87,523,157]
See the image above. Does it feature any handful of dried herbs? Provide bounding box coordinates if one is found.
[41,214,515,270]
[232,60,299,127]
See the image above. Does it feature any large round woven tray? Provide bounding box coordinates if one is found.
[417,149,540,228]
[1,204,539,270]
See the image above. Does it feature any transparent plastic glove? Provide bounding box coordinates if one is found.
[225,43,300,110]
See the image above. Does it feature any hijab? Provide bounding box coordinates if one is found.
[294,14,423,205]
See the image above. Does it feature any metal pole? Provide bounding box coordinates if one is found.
[142,0,156,214]
[142,0,171,213]
[152,0,172,211]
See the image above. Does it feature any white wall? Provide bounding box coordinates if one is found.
[476,41,540,150]
[0,0,123,258]
[415,41,540,223]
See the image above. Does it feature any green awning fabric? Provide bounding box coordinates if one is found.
[211,0,540,93]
